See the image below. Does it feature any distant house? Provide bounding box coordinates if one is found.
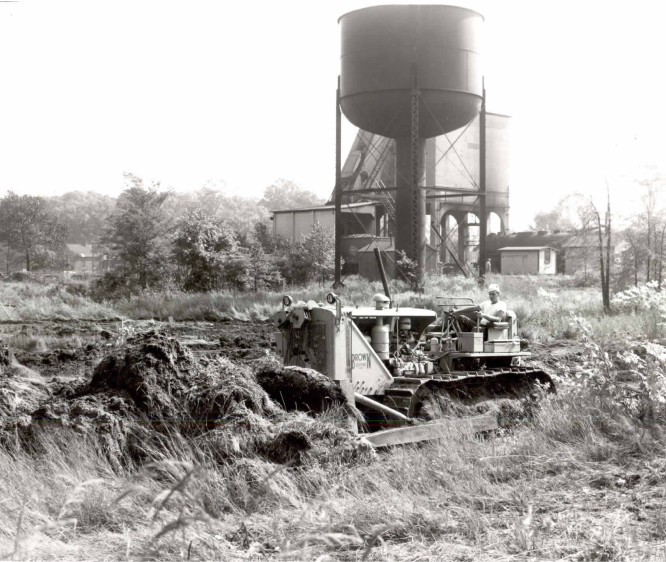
[65,243,110,273]
[487,230,612,275]
[498,246,557,275]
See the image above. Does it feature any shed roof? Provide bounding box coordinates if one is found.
[487,230,610,253]
[65,244,94,257]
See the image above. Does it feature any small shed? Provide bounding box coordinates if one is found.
[498,246,557,275]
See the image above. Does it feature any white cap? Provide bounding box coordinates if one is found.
[488,284,500,294]
[372,293,390,310]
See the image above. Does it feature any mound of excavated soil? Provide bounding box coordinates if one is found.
[254,362,348,413]
[0,343,50,428]
[27,331,371,469]
[199,411,371,467]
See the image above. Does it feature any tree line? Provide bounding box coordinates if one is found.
[0,174,335,295]
[532,172,666,296]
[2,170,664,297]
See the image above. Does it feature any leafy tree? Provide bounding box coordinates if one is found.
[103,173,172,289]
[47,191,116,245]
[165,187,270,241]
[531,207,573,232]
[533,194,601,280]
[259,179,324,211]
[172,207,241,291]
[0,192,68,271]
[613,173,666,288]
[280,222,335,285]
[246,242,283,291]
[531,194,595,232]
[253,221,275,254]
[616,223,649,289]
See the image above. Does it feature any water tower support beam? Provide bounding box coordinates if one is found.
[411,68,425,277]
[334,76,343,288]
[478,82,487,283]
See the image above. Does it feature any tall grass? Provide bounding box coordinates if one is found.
[2,274,664,346]
[0,282,119,322]
[3,390,665,561]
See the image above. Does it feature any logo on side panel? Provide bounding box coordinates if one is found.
[351,353,371,370]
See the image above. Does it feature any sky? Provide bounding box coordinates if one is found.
[1,0,665,230]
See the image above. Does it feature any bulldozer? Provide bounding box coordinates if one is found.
[271,290,554,447]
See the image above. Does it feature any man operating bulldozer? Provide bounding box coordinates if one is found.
[454,284,506,334]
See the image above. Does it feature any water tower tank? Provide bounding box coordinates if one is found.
[339,4,483,139]
[338,5,484,272]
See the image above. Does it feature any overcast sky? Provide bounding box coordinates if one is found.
[1,0,665,230]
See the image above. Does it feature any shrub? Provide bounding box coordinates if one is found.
[278,223,335,285]
[396,250,424,292]
[556,315,666,424]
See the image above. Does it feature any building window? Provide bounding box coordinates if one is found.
[544,249,551,265]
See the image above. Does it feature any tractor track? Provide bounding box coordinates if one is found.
[382,367,554,418]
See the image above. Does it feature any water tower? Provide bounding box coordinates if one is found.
[334,5,484,280]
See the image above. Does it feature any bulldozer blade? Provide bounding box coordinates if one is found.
[363,414,498,448]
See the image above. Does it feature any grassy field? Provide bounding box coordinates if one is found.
[1,273,660,345]
[0,275,665,560]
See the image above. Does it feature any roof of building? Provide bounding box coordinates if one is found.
[271,202,376,214]
[487,230,610,253]
[497,246,558,252]
[65,244,94,257]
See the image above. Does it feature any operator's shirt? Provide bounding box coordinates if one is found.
[479,300,506,326]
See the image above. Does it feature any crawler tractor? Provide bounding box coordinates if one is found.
[272,292,554,446]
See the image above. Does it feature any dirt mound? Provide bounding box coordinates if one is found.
[26,331,369,469]
[199,411,372,468]
[0,343,49,427]
[254,362,348,413]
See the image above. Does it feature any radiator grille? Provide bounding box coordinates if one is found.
[285,323,327,375]
[288,327,304,355]
[308,322,328,375]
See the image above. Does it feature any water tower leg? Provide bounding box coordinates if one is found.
[478,82,487,283]
[333,76,344,288]
[394,137,426,276]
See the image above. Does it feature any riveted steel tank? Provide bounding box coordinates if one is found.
[338,4,483,139]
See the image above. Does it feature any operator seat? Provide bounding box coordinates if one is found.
[484,310,516,341]
[504,310,517,339]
